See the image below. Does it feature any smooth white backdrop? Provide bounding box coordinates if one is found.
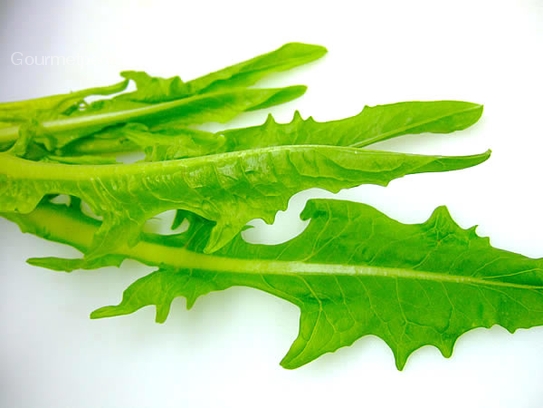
[1,1,543,407]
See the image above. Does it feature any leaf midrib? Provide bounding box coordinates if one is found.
[133,239,543,291]
[351,104,483,148]
[16,203,541,293]
[0,87,292,146]
[0,145,442,181]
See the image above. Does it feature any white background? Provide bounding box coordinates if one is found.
[1,0,543,407]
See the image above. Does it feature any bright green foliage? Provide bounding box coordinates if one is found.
[0,147,489,256]
[114,42,327,102]
[221,100,483,150]
[3,42,528,371]
[0,48,489,256]
[5,198,543,370]
[2,86,306,157]
[65,101,483,160]
[0,42,326,155]
[0,79,129,124]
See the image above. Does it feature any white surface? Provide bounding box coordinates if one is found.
[1,0,543,407]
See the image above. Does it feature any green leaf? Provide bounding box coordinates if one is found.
[0,42,325,153]
[0,79,129,124]
[0,80,129,152]
[63,100,484,161]
[0,86,306,153]
[222,101,484,151]
[115,42,327,103]
[107,124,227,161]
[182,42,327,95]
[0,147,490,256]
[7,198,543,370]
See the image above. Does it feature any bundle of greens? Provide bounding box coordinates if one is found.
[1,42,542,370]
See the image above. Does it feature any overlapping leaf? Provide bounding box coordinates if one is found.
[0,146,489,256]
[0,42,325,155]
[2,42,522,371]
[114,42,327,102]
[221,100,484,150]
[64,101,483,160]
[6,198,543,369]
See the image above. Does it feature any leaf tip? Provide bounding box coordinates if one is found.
[393,354,408,371]
[185,295,198,310]
[279,353,302,370]
[283,42,328,58]
[439,343,454,359]
[279,361,297,370]
[155,304,170,323]
[264,113,276,126]
[89,307,111,319]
